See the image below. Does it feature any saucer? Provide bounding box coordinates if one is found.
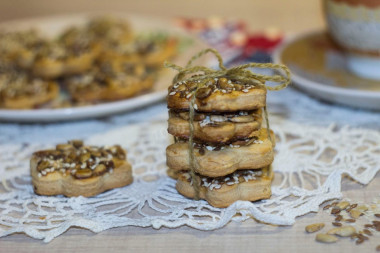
[273,31,380,110]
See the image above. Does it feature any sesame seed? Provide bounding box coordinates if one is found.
[169,91,176,96]
[186,93,192,98]
[242,89,249,93]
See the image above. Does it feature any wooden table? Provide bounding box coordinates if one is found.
[1,1,379,252]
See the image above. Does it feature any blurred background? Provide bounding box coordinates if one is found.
[0,0,324,33]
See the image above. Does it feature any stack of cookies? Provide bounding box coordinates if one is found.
[166,76,275,208]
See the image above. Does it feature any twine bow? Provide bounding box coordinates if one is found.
[165,48,291,201]
[164,48,291,90]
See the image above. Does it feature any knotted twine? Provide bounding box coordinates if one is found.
[165,48,291,200]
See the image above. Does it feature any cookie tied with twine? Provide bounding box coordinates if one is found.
[165,48,291,201]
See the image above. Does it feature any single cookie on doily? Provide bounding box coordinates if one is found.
[168,109,262,143]
[172,166,273,208]
[30,140,133,197]
[166,128,275,177]
[167,77,267,112]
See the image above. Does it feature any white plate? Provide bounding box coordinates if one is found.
[273,31,380,110]
[0,90,167,122]
[0,13,208,122]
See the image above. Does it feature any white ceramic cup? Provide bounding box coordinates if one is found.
[324,0,380,80]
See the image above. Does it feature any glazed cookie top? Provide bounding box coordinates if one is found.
[167,77,267,112]
[32,140,127,180]
[170,109,262,124]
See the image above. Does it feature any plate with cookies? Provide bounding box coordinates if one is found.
[0,13,207,122]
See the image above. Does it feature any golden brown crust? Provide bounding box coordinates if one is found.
[30,156,133,197]
[166,128,275,177]
[167,87,266,112]
[174,167,273,208]
[167,111,262,143]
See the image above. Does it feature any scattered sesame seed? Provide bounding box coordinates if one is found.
[169,91,176,96]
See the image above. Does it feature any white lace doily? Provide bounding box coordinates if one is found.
[0,112,379,242]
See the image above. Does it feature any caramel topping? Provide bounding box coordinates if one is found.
[34,140,126,179]
[168,78,256,100]
[181,168,267,190]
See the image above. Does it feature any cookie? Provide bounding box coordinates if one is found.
[85,16,133,46]
[0,29,42,68]
[166,128,275,177]
[31,41,100,79]
[66,59,154,103]
[174,166,273,208]
[168,109,262,143]
[167,77,266,112]
[0,72,59,109]
[30,140,133,197]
